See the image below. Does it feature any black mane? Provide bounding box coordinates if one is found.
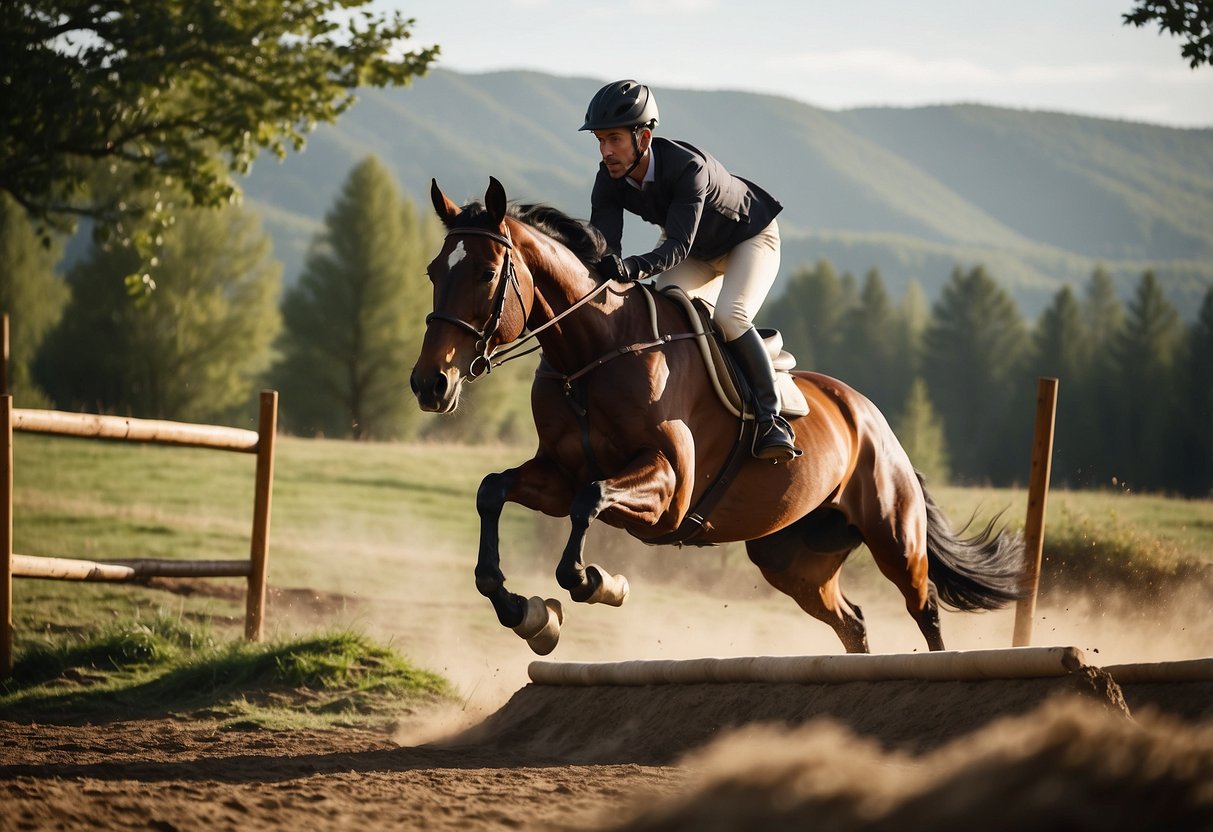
[451,201,607,266]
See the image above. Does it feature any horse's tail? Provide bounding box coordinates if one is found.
[918,473,1028,611]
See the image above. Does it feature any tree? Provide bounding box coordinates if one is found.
[834,268,913,415]
[1123,1,1213,69]
[36,200,281,421]
[1077,267,1126,486]
[0,194,68,406]
[1179,286,1213,495]
[762,259,855,373]
[272,156,436,440]
[894,377,951,486]
[1,1,437,255]
[922,265,1031,483]
[1109,270,1185,490]
[1031,286,1094,487]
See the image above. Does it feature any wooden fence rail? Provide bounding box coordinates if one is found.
[1,391,278,679]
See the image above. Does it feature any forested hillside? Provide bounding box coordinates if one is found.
[241,69,1213,317]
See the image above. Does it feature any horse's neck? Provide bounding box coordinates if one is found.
[520,235,622,371]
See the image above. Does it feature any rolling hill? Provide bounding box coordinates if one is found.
[240,68,1213,317]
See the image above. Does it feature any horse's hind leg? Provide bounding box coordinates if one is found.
[857,485,945,651]
[747,514,869,653]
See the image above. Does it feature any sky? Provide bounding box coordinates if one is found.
[379,0,1213,128]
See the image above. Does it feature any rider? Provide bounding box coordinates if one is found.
[580,79,801,462]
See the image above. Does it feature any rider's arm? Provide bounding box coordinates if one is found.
[589,168,625,256]
[626,159,707,280]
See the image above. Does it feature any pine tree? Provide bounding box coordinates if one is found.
[1110,271,1185,490]
[1032,286,1092,487]
[835,268,912,415]
[923,265,1031,483]
[761,259,854,373]
[272,156,436,440]
[1180,287,1213,496]
[1078,267,1126,487]
[895,377,951,486]
[0,194,68,406]
[899,279,930,377]
[36,201,281,422]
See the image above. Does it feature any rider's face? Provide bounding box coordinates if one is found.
[594,128,649,179]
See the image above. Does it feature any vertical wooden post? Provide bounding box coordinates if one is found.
[1012,377,1059,647]
[244,390,278,642]
[2,313,10,396]
[2,396,13,678]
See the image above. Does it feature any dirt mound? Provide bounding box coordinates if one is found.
[446,668,1127,763]
[608,696,1213,832]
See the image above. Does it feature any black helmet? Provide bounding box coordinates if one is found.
[579,80,659,132]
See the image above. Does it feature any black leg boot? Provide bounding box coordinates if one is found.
[726,327,803,462]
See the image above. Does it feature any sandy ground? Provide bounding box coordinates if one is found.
[4,524,1212,830]
[2,667,1211,831]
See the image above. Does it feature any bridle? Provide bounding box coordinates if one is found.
[425,224,618,380]
[425,227,529,380]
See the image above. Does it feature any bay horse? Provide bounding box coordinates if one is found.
[411,177,1025,655]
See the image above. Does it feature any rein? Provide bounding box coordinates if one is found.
[535,283,698,395]
[426,226,621,381]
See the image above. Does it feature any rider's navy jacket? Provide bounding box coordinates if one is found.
[589,136,782,279]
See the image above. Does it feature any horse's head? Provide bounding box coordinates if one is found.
[410,177,531,413]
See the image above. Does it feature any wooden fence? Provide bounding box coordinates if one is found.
[0,390,278,679]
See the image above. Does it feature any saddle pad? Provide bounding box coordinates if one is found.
[659,287,810,419]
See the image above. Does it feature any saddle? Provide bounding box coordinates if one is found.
[658,286,810,419]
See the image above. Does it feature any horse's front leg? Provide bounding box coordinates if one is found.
[555,448,678,605]
[476,459,574,654]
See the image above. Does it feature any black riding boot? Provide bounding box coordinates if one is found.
[726,327,803,462]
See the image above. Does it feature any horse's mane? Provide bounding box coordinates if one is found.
[451,202,607,266]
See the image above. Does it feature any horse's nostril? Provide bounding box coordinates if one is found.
[434,373,448,398]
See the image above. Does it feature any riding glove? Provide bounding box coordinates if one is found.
[594,254,637,283]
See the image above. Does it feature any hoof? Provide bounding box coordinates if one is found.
[513,596,564,655]
[585,564,630,606]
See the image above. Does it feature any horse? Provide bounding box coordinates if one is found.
[411,177,1026,655]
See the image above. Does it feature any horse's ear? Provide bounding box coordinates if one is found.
[485,177,507,227]
[431,178,460,227]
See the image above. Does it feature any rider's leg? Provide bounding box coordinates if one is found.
[715,220,801,462]
[726,328,802,461]
[655,254,722,307]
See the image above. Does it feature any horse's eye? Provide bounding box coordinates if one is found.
[481,268,496,283]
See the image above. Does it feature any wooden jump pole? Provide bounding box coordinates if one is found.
[244,390,277,642]
[1012,377,1059,647]
[2,395,12,679]
[529,646,1089,686]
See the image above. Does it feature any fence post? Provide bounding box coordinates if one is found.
[245,390,278,641]
[2,395,13,678]
[2,313,9,396]
[1012,377,1059,647]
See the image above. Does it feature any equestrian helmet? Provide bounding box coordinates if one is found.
[580,80,659,132]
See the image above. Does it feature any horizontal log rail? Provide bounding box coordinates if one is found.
[529,646,1090,686]
[1102,658,1213,683]
[11,554,252,582]
[11,408,259,453]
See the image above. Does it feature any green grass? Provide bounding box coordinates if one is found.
[6,432,1213,723]
[1,615,454,729]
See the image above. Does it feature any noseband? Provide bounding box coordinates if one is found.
[425,227,528,379]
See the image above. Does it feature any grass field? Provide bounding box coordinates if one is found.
[5,431,1213,714]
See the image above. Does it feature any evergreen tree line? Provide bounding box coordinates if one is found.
[762,261,1213,496]
[2,155,1211,495]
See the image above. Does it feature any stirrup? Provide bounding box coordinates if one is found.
[753,416,803,463]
